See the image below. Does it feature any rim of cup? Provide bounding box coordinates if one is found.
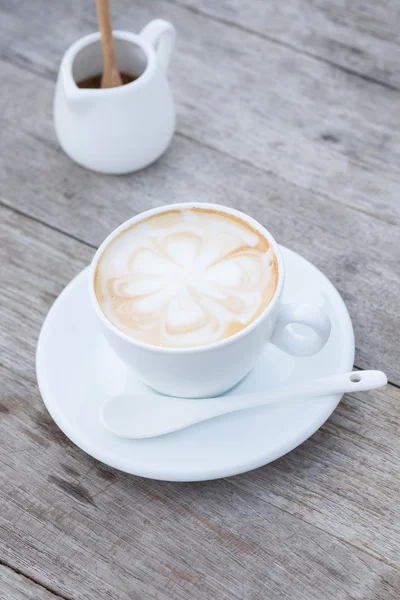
[89,203,285,355]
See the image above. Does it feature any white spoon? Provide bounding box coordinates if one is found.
[101,370,387,439]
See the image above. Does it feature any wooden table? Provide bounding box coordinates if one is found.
[1,1,399,598]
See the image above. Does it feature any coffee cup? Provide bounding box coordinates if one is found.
[89,203,331,398]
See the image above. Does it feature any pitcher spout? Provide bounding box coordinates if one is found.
[62,68,79,99]
[57,67,93,112]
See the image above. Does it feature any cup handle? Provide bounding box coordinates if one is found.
[271,303,331,357]
[140,19,175,72]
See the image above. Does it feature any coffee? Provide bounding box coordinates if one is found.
[95,208,278,348]
[77,72,136,88]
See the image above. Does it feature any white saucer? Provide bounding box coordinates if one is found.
[36,246,354,482]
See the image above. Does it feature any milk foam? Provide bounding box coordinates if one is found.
[95,209,278,347]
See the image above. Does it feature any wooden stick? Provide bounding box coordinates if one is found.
[96,0,122,88]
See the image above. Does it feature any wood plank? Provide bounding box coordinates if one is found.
[0,564,63,600]
[229,382,400,566]
[170,0,400,89]
[1,205,399,600]
[1,0,400,225]
[1,59,400,384]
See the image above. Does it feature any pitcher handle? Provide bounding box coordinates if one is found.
[140,19,175,72]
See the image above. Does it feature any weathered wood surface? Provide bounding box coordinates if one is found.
[1,0,400,225]
[1,0,400,598]
[0,564,61,600]
[172,0,400,89]
[1,207,399,599]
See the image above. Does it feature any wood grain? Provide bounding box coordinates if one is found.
[1,205,399,599]
[0,58,399,384]
[1,0,400,225]
[169,0,400,89]
[0,564,63,600]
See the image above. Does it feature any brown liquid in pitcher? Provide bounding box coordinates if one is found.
[77,72,136,88]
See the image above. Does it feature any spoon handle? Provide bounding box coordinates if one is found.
[101,370,388,439]
[196,370,388,414]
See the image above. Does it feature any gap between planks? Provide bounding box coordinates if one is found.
[1,0,399,94]
[162,0,399,92]
[0,55,397,229]
[0,558,74,600]
[174,132,398,228]
[224,477,400,571]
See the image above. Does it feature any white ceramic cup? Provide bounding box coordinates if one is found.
[89,203,331,398]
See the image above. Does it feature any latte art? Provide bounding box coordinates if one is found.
[95,209,278,347]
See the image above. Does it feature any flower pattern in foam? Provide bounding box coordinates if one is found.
[96,210,278,347]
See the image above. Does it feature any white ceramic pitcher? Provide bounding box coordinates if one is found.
[54,20,175,174]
